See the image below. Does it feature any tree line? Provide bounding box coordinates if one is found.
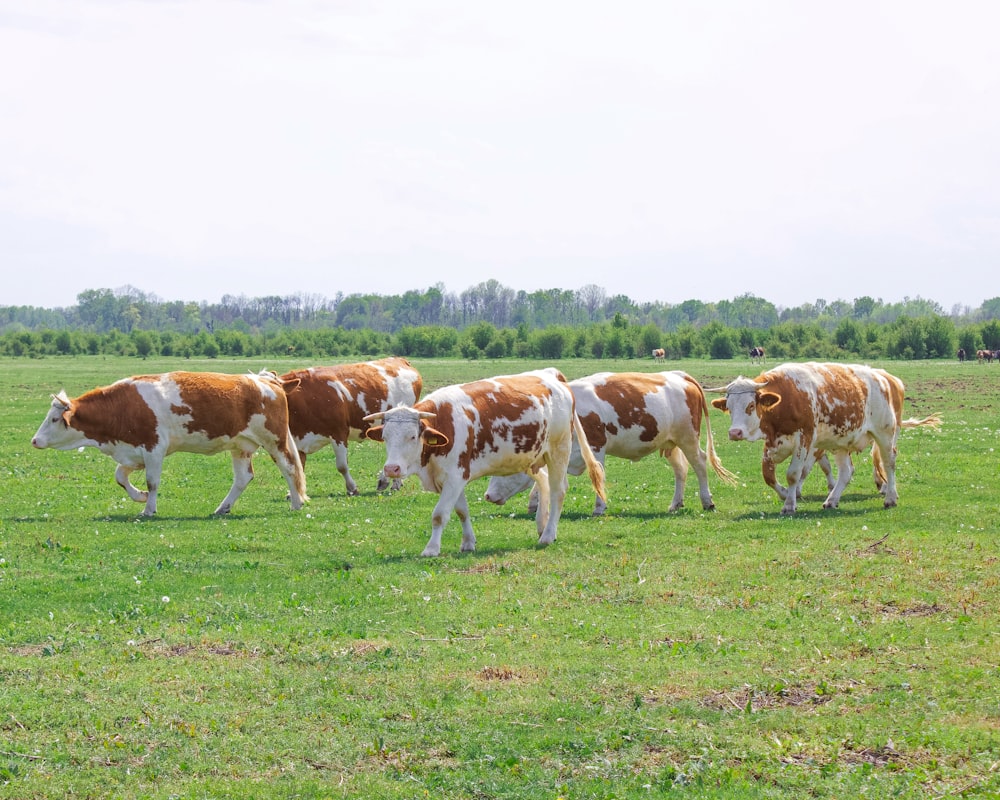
[2,282,1000,361]
[4,304,999,362]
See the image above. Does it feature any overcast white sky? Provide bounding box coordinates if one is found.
[2,1,998,312]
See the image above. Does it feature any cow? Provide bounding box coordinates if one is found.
[362,368,606,557]
[749,346,765,364]
[31,371,308,516]
[484,370,738,515]
[652,348,666,361]
[957,348,966,362]
[708,362,941,515]
[977,349,994,364]
[276,357,422,495]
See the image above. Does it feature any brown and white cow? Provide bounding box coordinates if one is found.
[749,346,765,364]
[652,348,666,361]
[363,368,605,557]
[709,362,941,514]
[278,357,422,495]
[485,370,738,515]
[31,371,308,516]
[977,349,994,364]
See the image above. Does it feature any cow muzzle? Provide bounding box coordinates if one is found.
[728,428,746,441]
[383,463,404,479]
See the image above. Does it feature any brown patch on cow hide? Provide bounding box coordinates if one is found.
[281,367,355,446]
[464,377,550,473]
[593,373,659,443]
[70,380,160,449]
[579,410,609,451]
[815,365,868,434]
[757,371,815,444]
[170,373,263,441]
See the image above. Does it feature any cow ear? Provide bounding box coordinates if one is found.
[364,425,385,443]
[422,426,450,448]
[710,397,729,413]
[281,377,301,394]
[758,391,781,411]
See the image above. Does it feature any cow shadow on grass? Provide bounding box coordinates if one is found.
[728,492,894,521]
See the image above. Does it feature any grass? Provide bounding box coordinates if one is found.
[1,355,998,798]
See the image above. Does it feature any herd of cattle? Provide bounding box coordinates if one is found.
[957,348,1000,363]
[31,356,941,556]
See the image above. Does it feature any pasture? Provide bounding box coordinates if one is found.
[1,356,998,799]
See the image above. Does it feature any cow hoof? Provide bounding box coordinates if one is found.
[669,502,683,512]
[822,501,838,509]
[780,508,796,516]
[420,547,442,557]
[884,499,897,508]
[347,487,360,497]
[702,503,716,511]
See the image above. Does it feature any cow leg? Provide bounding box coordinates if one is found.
[871,434,899,507]
[215,453,255,515]
[815,452,836,493]
[677,444,715,512]
[780,448,813,514]
[333,442,359,496]
[265,442,308,510]
[538,465,569,547]
[424,481,467,556]
[526,483,540,514]
[761,452,789,502]
[139,459,164,516]
[530,469,551,530]
[115,464,149,506]
[454,491,478,553]
[822,451,855,509]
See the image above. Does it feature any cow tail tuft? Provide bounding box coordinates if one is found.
[901,413,942,431]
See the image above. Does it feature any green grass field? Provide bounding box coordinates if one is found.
[2,356,998,799]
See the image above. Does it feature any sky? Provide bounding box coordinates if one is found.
[2,1,999,313]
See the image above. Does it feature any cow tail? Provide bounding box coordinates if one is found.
[697,384,739,487]
[901,413,942,431]
[572,412,607,502]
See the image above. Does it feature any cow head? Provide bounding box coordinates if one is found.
[363,406,449,479]
[708,376,779,442]
[483,471,535,505]
[31,391,82,450]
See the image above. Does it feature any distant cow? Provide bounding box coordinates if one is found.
[652,348,666,361]
[977,349,994,364]
[31,371,308,516]
[363,368,605,556]
[709,362,941,514]
[957,348,966,362]
[749,346,765,364]
[485,370,738,515]
[278,357,422,495]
